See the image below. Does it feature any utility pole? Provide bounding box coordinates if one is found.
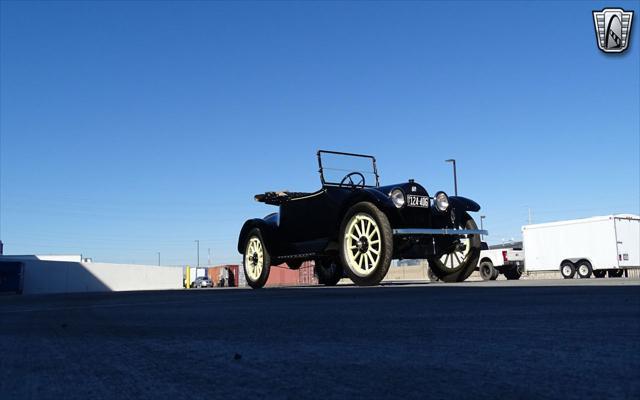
[480,215,486,240]
[195,240,200,267]
[157,252,161,266]
[445,159,458,196]
[208,248,211,266]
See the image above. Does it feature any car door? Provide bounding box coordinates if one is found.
[279,190,330,244]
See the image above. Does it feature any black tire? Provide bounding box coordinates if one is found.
[242,228,271,289]
[576,261,593,279]
[504,266,522,280]
[426,212,481,283]
[339,202,393,286]
[286,260,303,270]
[608,269,624,278]
[491,268,500,280]
[560,261,575,279]
[315,259,343,286]
[593,270,606,278]
[479,260,495,281]
[427,267,440,282]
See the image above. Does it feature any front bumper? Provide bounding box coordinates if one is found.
[393,228,488,236]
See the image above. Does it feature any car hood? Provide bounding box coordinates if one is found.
[372,182,429,197]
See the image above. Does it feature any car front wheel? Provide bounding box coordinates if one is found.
[243,228,271,289]
[427,212,481,283]
[339,202,393,286]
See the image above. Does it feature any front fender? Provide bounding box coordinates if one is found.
[335,188,400,229]
[449,196,481,213]
[237,217,278,254]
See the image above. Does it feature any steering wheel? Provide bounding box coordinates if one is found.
[340,172,366,188]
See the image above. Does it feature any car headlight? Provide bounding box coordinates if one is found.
[434,191,449,211]
[390,188,405,208]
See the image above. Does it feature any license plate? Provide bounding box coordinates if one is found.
[407,195,429,208]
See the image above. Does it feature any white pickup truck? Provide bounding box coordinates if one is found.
[477,242,525,280]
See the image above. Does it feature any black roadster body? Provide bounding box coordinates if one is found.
[238,151,488,288]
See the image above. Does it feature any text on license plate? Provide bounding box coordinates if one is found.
[407,195,429,208]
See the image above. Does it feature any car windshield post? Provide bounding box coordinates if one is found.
[317,150,380,188]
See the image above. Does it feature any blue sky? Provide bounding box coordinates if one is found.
[1,0,638,266]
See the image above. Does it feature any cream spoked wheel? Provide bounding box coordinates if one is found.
[439,237,471,270]
[243,229,271,289]
[344,213,382,277]
[244,236,266,284]
[339,202,392,286]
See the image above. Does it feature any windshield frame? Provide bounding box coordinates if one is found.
[317,150,380,188]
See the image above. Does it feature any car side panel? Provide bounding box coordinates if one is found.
[279,190,343,244]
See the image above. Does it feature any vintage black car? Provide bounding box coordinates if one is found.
[238,150,488,288]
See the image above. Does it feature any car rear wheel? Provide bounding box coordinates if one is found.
[286,260,302,270]
[560,261,575,279]
[479,260,495,281]
[243,229,271,289]
[576,261,592,279]
[339,202,393,286]
[315,259,343,286]
[426,212,481,283]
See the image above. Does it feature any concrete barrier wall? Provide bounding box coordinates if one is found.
[19,260,182,294]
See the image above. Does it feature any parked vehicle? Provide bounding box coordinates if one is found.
[188,267,206,287]
[192,276,214,288]
[478,242,525,280]
[522,215,640,279]
[238,150,487,288]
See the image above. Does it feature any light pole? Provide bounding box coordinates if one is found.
[195,240,200,267]
[445,159,458,196]
[208,248,211,266]
[480,215,486,240]
[157,252,161,266]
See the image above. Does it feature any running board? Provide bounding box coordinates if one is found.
[393,228,488,236]
[277,253,318,260]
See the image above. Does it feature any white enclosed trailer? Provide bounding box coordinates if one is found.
[522,214,640,278]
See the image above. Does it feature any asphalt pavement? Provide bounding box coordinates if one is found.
[1,279,639,399]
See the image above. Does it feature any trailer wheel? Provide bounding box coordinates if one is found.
[479,261,497,281]
[593,270,606,278]
[560,261,575,279]
[576,261,592,279]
